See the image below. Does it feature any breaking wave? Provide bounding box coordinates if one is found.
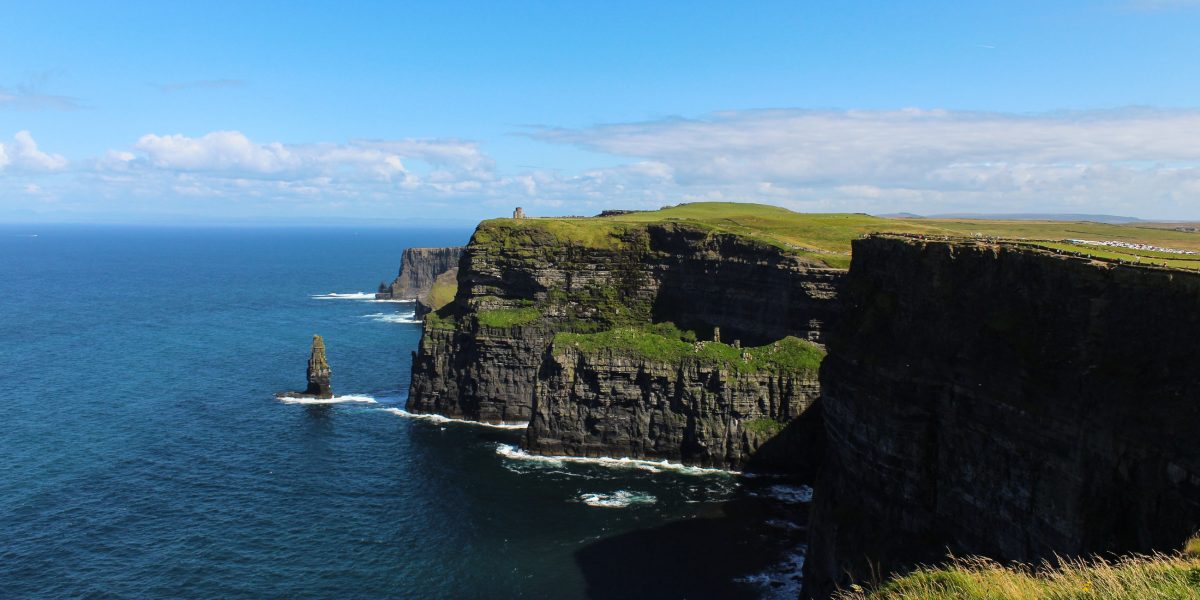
[578,490,658,508]
[363,312,421,324]
[381,408,528,430]
[275,394,378,405]
[311,292,376,300]
[753,484,813,504]
[735,548,807,600]
[311,292,413,303]
[495,444,738,476]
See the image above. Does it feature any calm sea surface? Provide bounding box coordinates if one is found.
[0,225,806,599]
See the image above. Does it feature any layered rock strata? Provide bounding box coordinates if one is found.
[804,235,1200,597]
[407,219,844,438]
[526,339,824,471]
[382,247,463,300]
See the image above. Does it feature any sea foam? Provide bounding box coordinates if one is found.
[311,292,377,300]
[578,490,658,508]
[735,548,807,600]
[276,394,378,405]
[753,484,814,504]
[381,408,528,430]
[311,291,413,303]
[495,444,738,476]
[363,312,420,324]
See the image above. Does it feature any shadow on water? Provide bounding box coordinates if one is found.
[574,478,811,600]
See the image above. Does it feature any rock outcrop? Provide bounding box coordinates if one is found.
[804,235,1200,597]
[277,334,333,399]
[526,337,825,471]
[407,219,844,456]
[381,247,463,300]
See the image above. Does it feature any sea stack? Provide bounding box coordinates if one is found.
[277,334,333,399]
[305,335,332,398]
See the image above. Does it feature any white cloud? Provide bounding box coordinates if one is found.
[129,131,495,186]
[526,108,1200,217]
[0,131,68,171]
[11,108,1200,222]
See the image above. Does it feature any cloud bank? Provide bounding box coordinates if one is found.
[6,107,1200,221]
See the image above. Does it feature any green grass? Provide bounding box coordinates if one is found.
[476,306,542,328]
[472,201,1200,269]
[744,417,786,436]
[425,309,457,331]
[1026,241,1200,270]
[424,270,457,311]
[553,326,825,374]
[838,545,1200,600]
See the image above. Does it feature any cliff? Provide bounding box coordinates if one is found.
[386,247,463,300]
[527,332,825,471]
[407,208,844,463]
[804,235,1200,597]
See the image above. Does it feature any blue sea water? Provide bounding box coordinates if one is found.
[0,225,807,599]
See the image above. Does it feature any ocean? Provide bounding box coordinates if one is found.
[0,225,807,599]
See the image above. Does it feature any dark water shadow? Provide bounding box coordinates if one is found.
[575,483,810,600]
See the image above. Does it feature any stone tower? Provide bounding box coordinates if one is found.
[513,207,526,219]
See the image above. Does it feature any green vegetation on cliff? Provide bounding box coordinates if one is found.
[425,271,457,311]
[474,202,1200,270]
[553,326,825,374]
[838,550,1200,600]
[477,306,541,328]
[744,417,786,436]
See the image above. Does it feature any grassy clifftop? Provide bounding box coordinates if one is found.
[472,202,1200,270]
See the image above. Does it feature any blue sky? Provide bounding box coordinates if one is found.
[3,0,1200,223]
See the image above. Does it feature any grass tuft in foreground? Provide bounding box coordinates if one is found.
[837,548,1200,600]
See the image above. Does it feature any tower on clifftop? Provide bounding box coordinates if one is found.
[513,207,526,219]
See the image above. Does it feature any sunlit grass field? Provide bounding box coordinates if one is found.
[480,202,1200,270]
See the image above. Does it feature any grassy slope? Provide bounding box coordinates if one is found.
[424,270,458,312]
[478,202,1200,269]
[838,553,1200,600]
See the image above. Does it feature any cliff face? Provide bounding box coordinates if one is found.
[804,235,1200,597]
[526,341,824,471]
[407,220,843,442]
[389,247,464,300]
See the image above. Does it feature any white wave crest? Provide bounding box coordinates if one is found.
[495,444,738,476]
[735,549,806,600]
[753,484,813,504]
[363,312,421,324]
[381,408,528,430]
[578,490,658,508]
[276,394,378,405]
[311,292,376,300]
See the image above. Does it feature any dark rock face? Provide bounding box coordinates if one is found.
[526,345,824,471]
[277,334,333,399]
[388,247,463,300]
[804,235,1200,597]
[647,225,842,345]
[407,220,843,449]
